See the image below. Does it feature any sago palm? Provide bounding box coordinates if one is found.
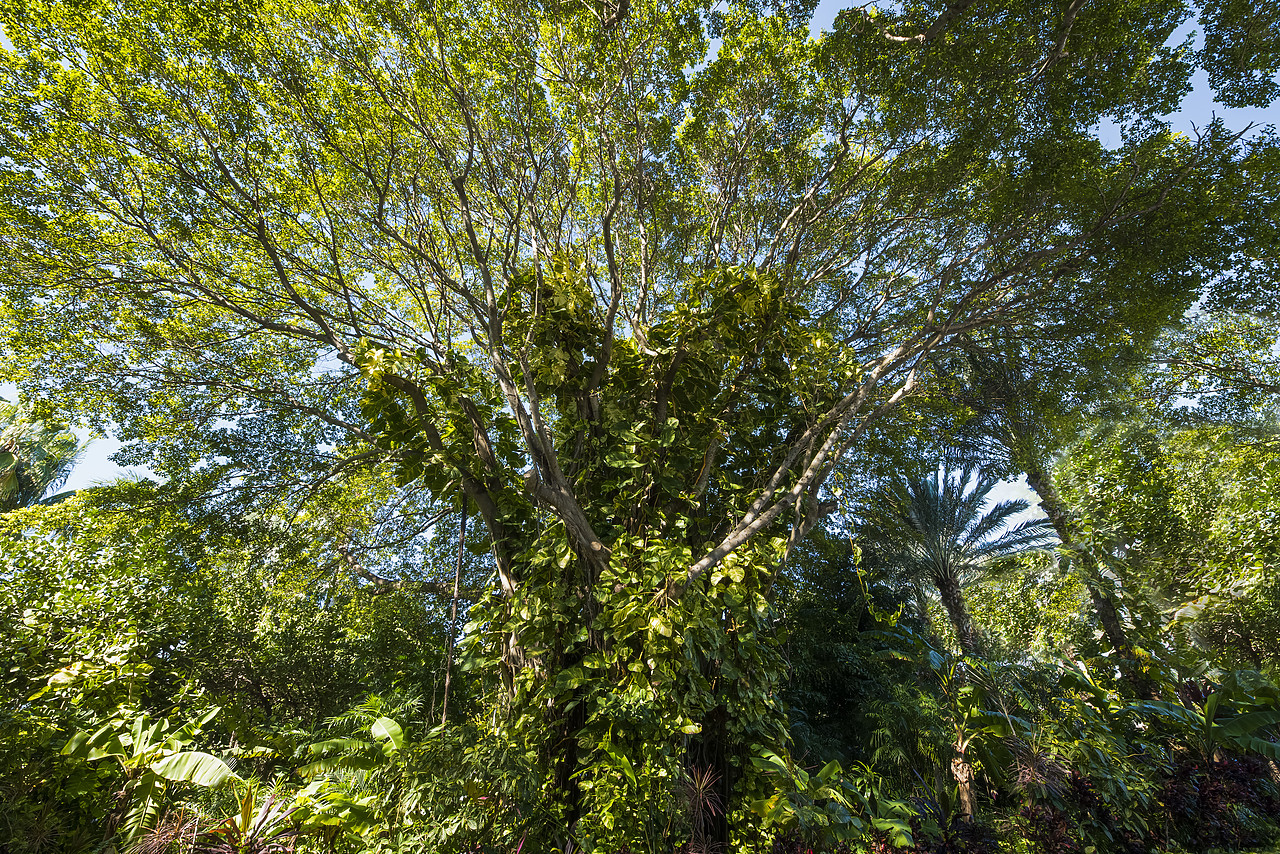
[864,466,1055,656]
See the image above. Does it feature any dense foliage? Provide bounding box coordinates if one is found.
[1,0,1279,850]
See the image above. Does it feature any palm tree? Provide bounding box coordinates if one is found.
[956,349,1156,696]
[862,466,1054,822]
[0,402,85,511]
[863,465,1054,656]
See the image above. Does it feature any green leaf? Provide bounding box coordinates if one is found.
[79,721,128,762]
[308,737,374,755]
[750,750,789,776]
[121,772,165,841]
[149,751,238,787]
[602,744,637,787]
[85,741,129,761]
[966,710,1017,738]
[1218,710,1280,737]
[371,716,404,750]
[60,731,90,758]
[1240,736,1280,762]
[165,707,220,749]
[604,449,644,469]
[872,817,914,847]
[1204,692,1222,725]
[299,755,380,776]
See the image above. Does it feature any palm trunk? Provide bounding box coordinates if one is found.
[934,568,982,657]
[933,568,980,820]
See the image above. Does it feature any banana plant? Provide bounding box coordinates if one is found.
[1056,663,1280,767]
[61,706,239,842]
[878,628,1032,821]
[1137,674,1280,763]
[300,715,404,776]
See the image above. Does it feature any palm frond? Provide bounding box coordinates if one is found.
[0,402,87,511]
[859,464,1056,654]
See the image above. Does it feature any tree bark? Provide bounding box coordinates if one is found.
[952,746,978,821]
[935,568,982,657]
[1023,464,1157,698]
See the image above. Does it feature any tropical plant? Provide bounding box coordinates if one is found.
[748,748,916,850]
[878,627,1034,824]
[861,466,1054,656]
[194,783,298,854]
[1029,665,1280,852]
[1,0,1277,845]
[1010,663,1165,852]
[778,526,929,772]
[0,401,84,510]
[61,707,238,843]
[291,700,416,848]
[1140,671,1280,764]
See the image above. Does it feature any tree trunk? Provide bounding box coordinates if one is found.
[1024,465,1157,698]
[934,568,982,657]
[952,744,978,821]
[932,569,981,822]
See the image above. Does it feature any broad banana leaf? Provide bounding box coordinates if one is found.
[150,751,238,787]
[371,716,404,751]
[1217,710,1280,737]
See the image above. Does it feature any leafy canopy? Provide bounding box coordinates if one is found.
[0,0,1276,846]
